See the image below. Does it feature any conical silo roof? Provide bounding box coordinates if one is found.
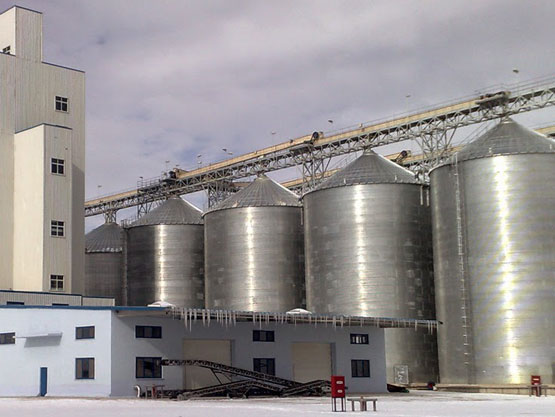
[206,175,300,214]
[445,118,554,165]
[307,149,418,195]
[130,196,203,227]
[85,222,124,253]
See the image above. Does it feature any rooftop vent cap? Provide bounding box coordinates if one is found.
[147,301,176,308]
[286,308,313,315]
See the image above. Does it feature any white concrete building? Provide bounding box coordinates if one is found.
[0,306,437,397]
[0,6,85,294]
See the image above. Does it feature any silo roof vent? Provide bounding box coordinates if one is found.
[306,149,418,196]
[130,196,203,227]
[445,118,555,165]
[206,175,300,214]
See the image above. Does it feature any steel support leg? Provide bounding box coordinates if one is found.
[415,128,457,177]
[207,181,237,208]
[103,210,117,223]
[301,154,331,194]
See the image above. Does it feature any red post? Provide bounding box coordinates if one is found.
[530,375,542,397]
[331,376,346,412]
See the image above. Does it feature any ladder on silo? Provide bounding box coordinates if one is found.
[452,156,475,384]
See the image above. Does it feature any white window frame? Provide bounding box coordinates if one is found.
[55,96,69,113]
[50,220,65,237]
[50,274,64,291]
[51,158,65,175]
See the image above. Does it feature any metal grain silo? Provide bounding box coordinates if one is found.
[127,196,204,307]
[304,150,438,384]
[85,222,125,305]
[204,175,304,312]
[430,118,555,385]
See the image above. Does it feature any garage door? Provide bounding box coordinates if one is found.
[292,342,332,382]
[183,339,232,389]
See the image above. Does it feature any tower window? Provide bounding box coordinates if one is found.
[50,275,64,291]
[55,96,68,112]
[2,46,10,54]
[51,220,65,237]
[51,158,65,175]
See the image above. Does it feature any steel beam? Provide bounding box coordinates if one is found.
[85,77,555,217]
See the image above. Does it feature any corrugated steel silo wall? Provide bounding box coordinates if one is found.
[304,184,438,383]
[431,154,555,384]
[127,224,204,307]
[85,252,124,305]
[205,206,304,312]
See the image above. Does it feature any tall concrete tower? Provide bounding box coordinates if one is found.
[0,6,85,294]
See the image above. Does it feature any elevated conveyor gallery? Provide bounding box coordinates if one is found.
[85,76,555,217]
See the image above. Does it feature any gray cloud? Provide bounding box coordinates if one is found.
[1,0,553,231]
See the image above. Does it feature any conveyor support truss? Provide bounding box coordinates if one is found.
[161,359,330,399]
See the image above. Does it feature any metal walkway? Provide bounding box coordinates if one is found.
[85,75,555,217]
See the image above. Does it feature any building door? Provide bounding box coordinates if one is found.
[292,342,332,382]
[183,339,232,389]
[39,367,48,396]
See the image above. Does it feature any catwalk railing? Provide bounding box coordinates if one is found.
[169,307,439,332]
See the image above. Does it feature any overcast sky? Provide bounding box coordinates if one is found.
[2,0,554,230]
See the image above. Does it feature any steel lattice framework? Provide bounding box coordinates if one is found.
[85,76,555,218]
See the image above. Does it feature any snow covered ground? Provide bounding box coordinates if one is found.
[0,391,553,417]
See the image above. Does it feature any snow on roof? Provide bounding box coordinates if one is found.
[0,305,439,331]
[170,307,439,331]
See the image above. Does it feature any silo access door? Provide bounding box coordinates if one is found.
[183,339,232,389]
[291,342,332,382]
